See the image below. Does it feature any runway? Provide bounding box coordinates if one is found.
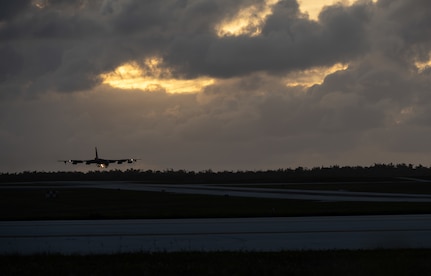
[2,181,431,254]
[1,215,431,254]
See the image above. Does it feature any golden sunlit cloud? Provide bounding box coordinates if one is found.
[415,59,431,72]
[284,63,348,87]
[216,0,279,37]
[299,0,377,21]
[100,58,215,94]
[299,0,347,20]
[216,0,379,37]
[32,0,47,9]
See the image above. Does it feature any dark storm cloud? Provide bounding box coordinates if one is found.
[0,0,31,21]
[377,0,431,47]
[0,0,376,95]
[0,45,23,82]
[111,0,232,34]
[0,0,256,95]
[306,0,431,122]
[2,0,431,171]
[368,0,431,73]
[164,0,372,78]
[1,0,430,95]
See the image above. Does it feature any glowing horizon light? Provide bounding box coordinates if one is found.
[284,63,349,87]
[216,0,279,37]
[100,58,215,94]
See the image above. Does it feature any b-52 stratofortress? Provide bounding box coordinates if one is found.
[59,147,139,168]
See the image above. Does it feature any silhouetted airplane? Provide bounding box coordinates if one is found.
[59,147,139,168]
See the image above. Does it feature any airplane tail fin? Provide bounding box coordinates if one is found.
[95,147,99,159]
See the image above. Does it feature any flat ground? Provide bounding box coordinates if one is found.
[2,250,431,276]
[2,181,431,275]
[1,181,431,220]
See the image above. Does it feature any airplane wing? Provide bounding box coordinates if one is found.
[59,159,139,165]
[58,159,96,165]
[107,158,140,164]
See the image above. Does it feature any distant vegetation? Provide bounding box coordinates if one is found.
[2,163,431,183]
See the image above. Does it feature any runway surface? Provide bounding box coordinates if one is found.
[1,215,431,254]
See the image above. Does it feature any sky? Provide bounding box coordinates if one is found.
[1,0,431,172]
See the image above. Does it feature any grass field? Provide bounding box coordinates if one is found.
[223,181,431,194]
[2,250,431,276]
[1,182,431,220]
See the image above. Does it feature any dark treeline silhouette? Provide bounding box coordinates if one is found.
[2,163,431,183]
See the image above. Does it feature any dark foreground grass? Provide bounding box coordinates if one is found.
[1,249,431,276]
[1,188,431,220]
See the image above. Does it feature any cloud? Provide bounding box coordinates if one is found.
[1,0,430,94]
[0,0,374,96]
[0,0,31,21]
[164,0,372,78]
[1,0,431,171]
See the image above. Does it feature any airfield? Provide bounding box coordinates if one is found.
[2,215,431,254]
[2,180,431,254]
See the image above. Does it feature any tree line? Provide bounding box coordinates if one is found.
[1,163,431,183]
